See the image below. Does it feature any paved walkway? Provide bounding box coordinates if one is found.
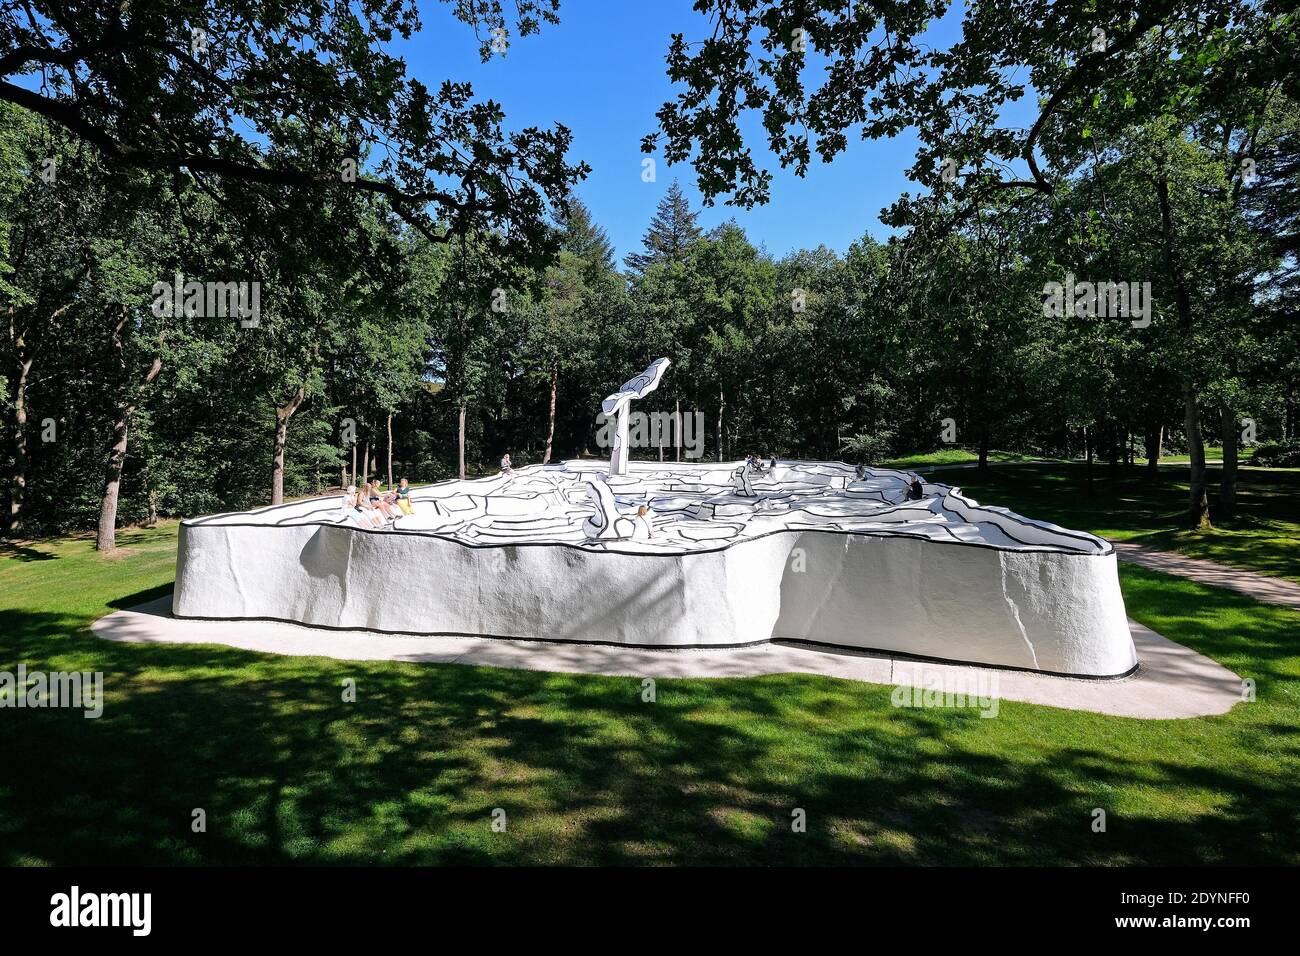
[92,598,1244,720]
[1112,542,1300,610]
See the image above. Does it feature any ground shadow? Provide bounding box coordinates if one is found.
[2,598,1297,866]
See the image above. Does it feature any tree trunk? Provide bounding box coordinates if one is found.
[1084,426,1094,497]
[717,388,726,462]
[1184,386,1211,529]
[96,303,163,552]
[7,348,32,537]
[543,363,558,465]
[458,404,467,479]
[675,400,681,463]
[1219,405,1238,520]
[1107,422,1120,482]
[9,299,76,535]
[977,423,990,472]
[96,355,163,551]
[360,440,370,487]
[1145,421,1163,480]
[386,412,394,488]
[96,406,131,553]
[271,383,306,506]
[1157,172,1210,529]
[350,442,357,490]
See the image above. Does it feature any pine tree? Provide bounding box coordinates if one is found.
[624,180,702,275]
[559,195,616,278]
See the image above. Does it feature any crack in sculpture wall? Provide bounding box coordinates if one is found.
[173,459,1138,677]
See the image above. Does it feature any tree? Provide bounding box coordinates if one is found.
[666,223,775,459]
[520,197,622,463]
[0,0,586,264]
[557,196,616,279]
[644,1,1293,527]
[0,105,177,546]
[904,205,1040,472]
[426,234,525,478]
[624,180,702,274]
[644,1,1291,221]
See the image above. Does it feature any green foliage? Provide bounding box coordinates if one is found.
[623,180,703,274]
[0,0,586,265]
[1253,440,1300,467]
[841,429,896,464]
[644,0,1288,223]
[2,5,1298,538]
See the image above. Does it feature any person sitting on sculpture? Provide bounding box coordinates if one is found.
[381,481,404,516]
[345,484,384,528]
[500,453,513,476]
[394,478,414,515]
[855,462,867,480]
[340,485,361,526]
[367,481,402,523]
[632,504,655,540]
[906,474,926,501]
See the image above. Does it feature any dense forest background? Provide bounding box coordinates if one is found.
[2,1,1298,544]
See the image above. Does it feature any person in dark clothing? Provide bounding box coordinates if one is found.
[907,475,925,500]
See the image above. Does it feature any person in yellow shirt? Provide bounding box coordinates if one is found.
[394,478,414,516]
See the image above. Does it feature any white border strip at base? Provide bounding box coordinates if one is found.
[91,599,1242,720]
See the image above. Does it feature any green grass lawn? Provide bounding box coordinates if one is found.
[947,461,1300,585]
[1139,446,1263,465]
[881,448,1060,469]
[2,498,1298,865]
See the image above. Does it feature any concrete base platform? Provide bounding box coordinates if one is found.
[90,598,1244,720]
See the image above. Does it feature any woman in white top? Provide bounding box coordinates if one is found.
[346,484,384,528]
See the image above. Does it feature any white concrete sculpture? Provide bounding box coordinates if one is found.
[582,476,636,541]
[732,460,756,497]
[602,357,671,476]
[173,459,1138,677]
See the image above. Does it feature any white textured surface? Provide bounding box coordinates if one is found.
[93,602,1242,719]
[173,460,1137,676]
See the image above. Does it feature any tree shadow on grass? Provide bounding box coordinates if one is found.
[0,541,57,562]
[109,583,175,611]
[2,605,1297,866]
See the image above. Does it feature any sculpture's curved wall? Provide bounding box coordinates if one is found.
[173,504,1137,677]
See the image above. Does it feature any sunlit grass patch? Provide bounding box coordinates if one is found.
[1,490,1297,865]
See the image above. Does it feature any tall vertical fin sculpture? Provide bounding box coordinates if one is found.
[601,358,671,476]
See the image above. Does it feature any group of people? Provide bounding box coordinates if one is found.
[744,453,777,473]
[341,478,413,529]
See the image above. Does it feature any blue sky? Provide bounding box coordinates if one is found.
[400,0,968,262]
